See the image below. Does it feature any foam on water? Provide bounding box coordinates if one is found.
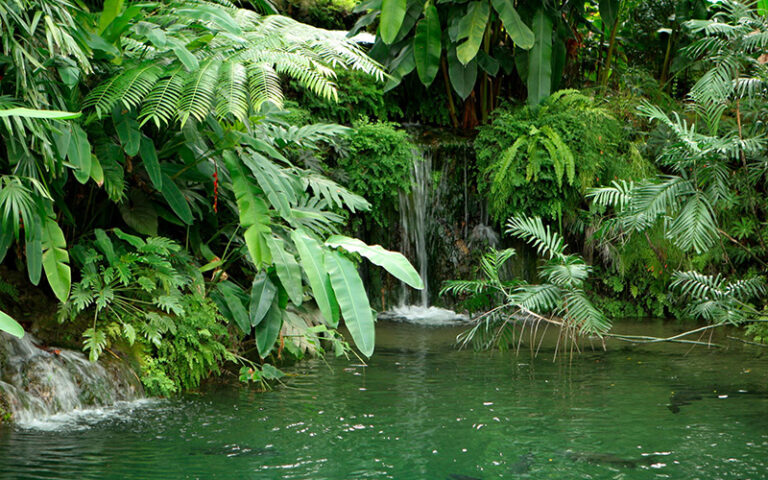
[15,398,162,432]
[378,305,469,326]
[0,332,143,427]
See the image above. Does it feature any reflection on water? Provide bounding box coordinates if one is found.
[1,321,767,479]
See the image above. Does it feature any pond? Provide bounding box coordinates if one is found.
[1,320,767,479]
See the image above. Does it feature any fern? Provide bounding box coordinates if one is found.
[671,270,766,326]
[84,1,384,126]
[505,216,566,259]
[443,216,612,353]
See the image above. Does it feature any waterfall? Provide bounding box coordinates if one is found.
[0,332,143,426]
[382,146,468,326]
[398,148,432,308]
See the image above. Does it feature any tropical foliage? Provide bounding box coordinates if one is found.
[4,0,768,405]
[0,0,424,385]
[476,90,627,226]
[443,216,609,351]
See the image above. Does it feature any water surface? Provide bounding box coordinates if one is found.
[1,321,767,479]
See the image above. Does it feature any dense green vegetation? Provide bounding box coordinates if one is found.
[2,0,768,398]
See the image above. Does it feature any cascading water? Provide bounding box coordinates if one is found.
[0,332,143,427]
[398,148,431,308]
[380,147,467,326]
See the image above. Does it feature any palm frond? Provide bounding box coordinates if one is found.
[505,216,567,259]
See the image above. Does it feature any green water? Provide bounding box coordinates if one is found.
[1,321,767,479]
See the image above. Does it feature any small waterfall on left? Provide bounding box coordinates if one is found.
[0,332,143,427]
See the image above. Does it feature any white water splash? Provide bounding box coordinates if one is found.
[15,398,161,432]
[0,332,143,426]
[378,305,468,327]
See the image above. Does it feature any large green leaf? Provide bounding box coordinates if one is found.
[291,230,340,327]
[94,228,118,266]
[119,190,158,235]
[599,0,619,31]
[223,152,271,267]
[266,236,303,306]
[99,0,125,33]
[413,2,441,86]
[249,272,277,327]
[68,124,92,184]
[0,108,81,120]
[25,217,42,286]
[115,113,141,156]
[380,0,408,44]
[760,0,768,16]
[90,155,104,186]
[491,0,534,49]
[216,282,251,334]
[393,0,426,44]
[456,1,490,65]
[448,46,477,100]
[324,250,375,357]
[326,235,424,289]
[160,174,193,225]
[384,44,416,91]
[139,135,163,191]
[0,310,24,339]
[41,213,71,302]
[242,153,294,220]
[255,300,283,357]
[527,9,552,106]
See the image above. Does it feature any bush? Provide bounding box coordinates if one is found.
[475,90,629,226]
[337,119,415,228]
[61,229,234,396]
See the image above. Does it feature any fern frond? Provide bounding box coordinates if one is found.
[512,283,562,312]
[178,59,222,126]
[665,193,718,253]
[505,216,567,259]
[561,290,610,335]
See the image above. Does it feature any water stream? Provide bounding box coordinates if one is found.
[0,332,142,427]
[391,147,467,325]
[398,147,432,309]
[1,321,767,479]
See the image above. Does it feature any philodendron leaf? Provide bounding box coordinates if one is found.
[324,249,375,357]
[249,272,277,327]
[115,113,141,156]
[255,300,283,357]
[456,0,490,65]
[216,281,251,334]
[68,124,92,184]
[0,310,24,338]
[139,135,163,191]
[41,212,71,302]
[291,229,340,327]
[160,174,193,225]
[448,46,477,100]
[326,235,424,289]
[266,236,303,306]
[223,152,271,267]
[413,2,441,86]
[380,0,407,44]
